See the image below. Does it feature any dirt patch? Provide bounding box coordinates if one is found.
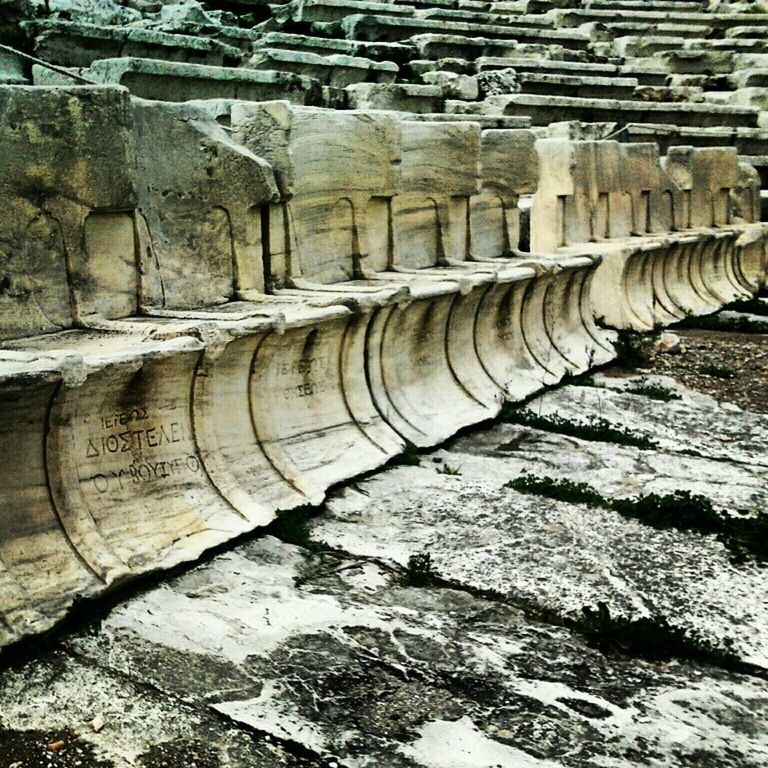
[0,728,113,768]
[634,328,768,414]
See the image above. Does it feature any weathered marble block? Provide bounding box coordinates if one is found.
[133,97,404,503]
[532,139,768,330]
[0,86,137,341]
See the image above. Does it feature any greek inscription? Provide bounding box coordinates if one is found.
[89,454,201,494]
[276,355,330,377]
[100,407,149,430]
[282,380,328,400]
[83,421,185,458]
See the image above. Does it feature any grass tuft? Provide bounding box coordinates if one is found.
[402,552,439,587]
[624,381,681,402]
[499,405,658,450]
[570,602,739,667]
[613,330,653,368]
[508,474,768,565]
[387,442,422,469]
[700,364,736,380]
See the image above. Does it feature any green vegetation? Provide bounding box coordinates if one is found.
[499,405,658,450]
[570,602,738,667]
[508,475,605,508]
[727,296,768,316]
[624,380,681,402]
[386,441,422,469]
[508,474,768,564]
[613,330,653,368]
[402,552,439,587]
[700,363,736,379]
[678,314,768,334]
[436,463,462,476]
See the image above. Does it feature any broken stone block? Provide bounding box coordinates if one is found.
[28,19,243,68]
[0,85,137,340]
[421,70,479,100]
[344,82,444,112]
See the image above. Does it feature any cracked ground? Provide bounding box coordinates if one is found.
[1,328,767,767]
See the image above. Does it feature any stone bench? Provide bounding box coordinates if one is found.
[257,31,414,65]
[28,20,243,68]
[340,14,592,49]
[273,0,416,23]
[532,139,765,329]
[2,82,765,648]
[557,8,768,32]
[248,47,398,86]
[515,72,640,100]
[410,33,579,62]
[33,57,323,104]
[478,93,761,129]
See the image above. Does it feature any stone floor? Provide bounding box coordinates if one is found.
[1,331,767,768]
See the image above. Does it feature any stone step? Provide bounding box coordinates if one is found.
[584,0,704,10]
[616,121,768,155]
[257,31,414,64]
[605,22,713,38]
[404,112,532,127]
[410,33,587,62]
[273,0,417,23]
[476,55,618,77]
[476,56,668,87]
[516,72,639,99]
[557,8,768,31]
[27,20,243,68]
[415,7,558,27]
[474,92,761,128]
[248,47,398,86]
[340,14,591,49]
[33,57,323,104]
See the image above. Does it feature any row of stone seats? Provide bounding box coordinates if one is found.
[21,0,759,140]
[2,84,764,646]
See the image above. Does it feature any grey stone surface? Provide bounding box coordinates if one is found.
[1,376,767,766]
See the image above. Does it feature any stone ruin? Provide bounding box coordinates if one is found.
[1,0,768,647]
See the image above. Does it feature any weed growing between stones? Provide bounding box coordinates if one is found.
[509,475,606,508]
[499,405,658,450]
[385,441,422,469]
[727,296,768,316]
[508,475,768,564]
[402,552,439,587]
[560,371,602,388]
[624,380,681,402]
[436,463,462,476]
[700,363,736,379]
[613,330,654,369]
[679,314,768,334]
[570,602,739,668]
